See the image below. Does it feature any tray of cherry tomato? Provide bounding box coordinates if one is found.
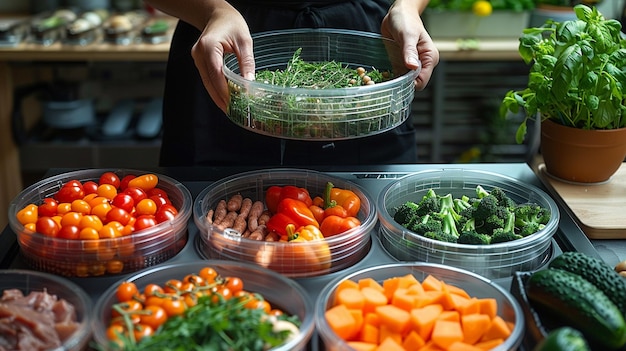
[8,169,192,277]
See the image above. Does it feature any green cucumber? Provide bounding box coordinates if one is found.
[548,251,626,316]
[533,327,590,351]
[526,268,626,349]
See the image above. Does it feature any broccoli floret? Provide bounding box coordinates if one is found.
[415,189,441,216]
[393,201,420,226]
[514,203,551,236]
[491,230,523,243]
[438,193,461,223]
[419,208,460,243]
[476,185,490,199]
[458,219,491,245]
[490,187,517,211]
[424,230,459,243]
[409,214,443,235]
[491,211,522,243]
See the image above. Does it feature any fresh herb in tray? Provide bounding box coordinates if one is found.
[227,48,409,139]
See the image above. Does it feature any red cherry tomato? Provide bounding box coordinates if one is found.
[105,207,131,226]
[57,225,80,240]
[36,216,60,236]
[55,181,85,203]
[111,193,134,213]
[82,181,99,195]
[99,171,121,188]
[134,215,157,231]
[159,204,178,216]
[149,195,169,209]
[119,175,136,190]
[155,207,176,223]
[147,188,169,199]
[38,198,58,217]
[123,187,147,204]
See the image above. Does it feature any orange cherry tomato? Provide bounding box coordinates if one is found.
[16,204,38,226]
[225,277,244,295]
[140,305,168,330]
[162,297,186,317]
[116,281,139,302]
[198,267,218,284]
[135,199,157,216]
[133,324,154,342]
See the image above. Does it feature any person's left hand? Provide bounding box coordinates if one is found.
[381,0,440,90]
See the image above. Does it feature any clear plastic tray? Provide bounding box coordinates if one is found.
[8,169,192,277]
[0,269,92,351]
[224,29,419,141]
[193,168,377,278]
[315,262,524,351]
[92,260,315,351]
[377,169,560,280]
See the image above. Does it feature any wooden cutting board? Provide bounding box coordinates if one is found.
[536,163,626,239]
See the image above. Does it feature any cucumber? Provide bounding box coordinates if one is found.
[549,251,626,316]
[526,268,626,349]
[533,327,590,351]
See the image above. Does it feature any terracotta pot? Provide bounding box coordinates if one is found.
[540,119,626,183]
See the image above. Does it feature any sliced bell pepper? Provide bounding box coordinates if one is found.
[265,185,313,214]
[323,182,361,218]
[320,215,361,237]
[266,198,319,237]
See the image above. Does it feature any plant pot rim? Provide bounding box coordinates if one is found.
[542,119,626,133]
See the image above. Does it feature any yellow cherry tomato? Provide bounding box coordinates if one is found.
[128,174,159,191]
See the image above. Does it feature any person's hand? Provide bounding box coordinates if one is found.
[381,0,440,90]
[190,3,255,113]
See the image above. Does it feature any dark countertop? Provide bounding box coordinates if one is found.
[0,163,605,349]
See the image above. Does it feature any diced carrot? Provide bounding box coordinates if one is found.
[379,324,403,345]
[376,304,411,334]
[422,274,444,291]
[398,273,421,288]
[337,287,365,310]
[336,279,360,296]
[418,340,446,351]
[347,341,378,351]
[439,283,456,310]
[437,310,460,322]
[431,319,464,349]
[410,304,444,340]
[460,313,490,345]
[457,297,481,316]
[364,312,380,327]
[477,298,497,320]
[350,308,365,339]
[376,336,406,351]
[474,338,505,350]
[414,290,444,308]
[392,288,418,311]
[358,277,385,293]
[325,304,359,340]
[403,330,426,350]
[407,281,426,295]
[360,323,380,344]
[480,316,511,342]
[362,287,389,314]
[448,341,484,351]
[383,277,403,300]
[444,283,471,299]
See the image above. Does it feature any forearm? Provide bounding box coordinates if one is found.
[392,0,429,14]
[143,0,234,31]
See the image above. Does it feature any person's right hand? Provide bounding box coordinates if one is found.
[190,3,255,113]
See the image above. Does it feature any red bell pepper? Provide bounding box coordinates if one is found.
[266,198,319,237]
[265,185,313,214]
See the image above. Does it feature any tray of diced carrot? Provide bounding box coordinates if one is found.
[315,263,524,351]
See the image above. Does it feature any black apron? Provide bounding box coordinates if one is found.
[159,0,418,167]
